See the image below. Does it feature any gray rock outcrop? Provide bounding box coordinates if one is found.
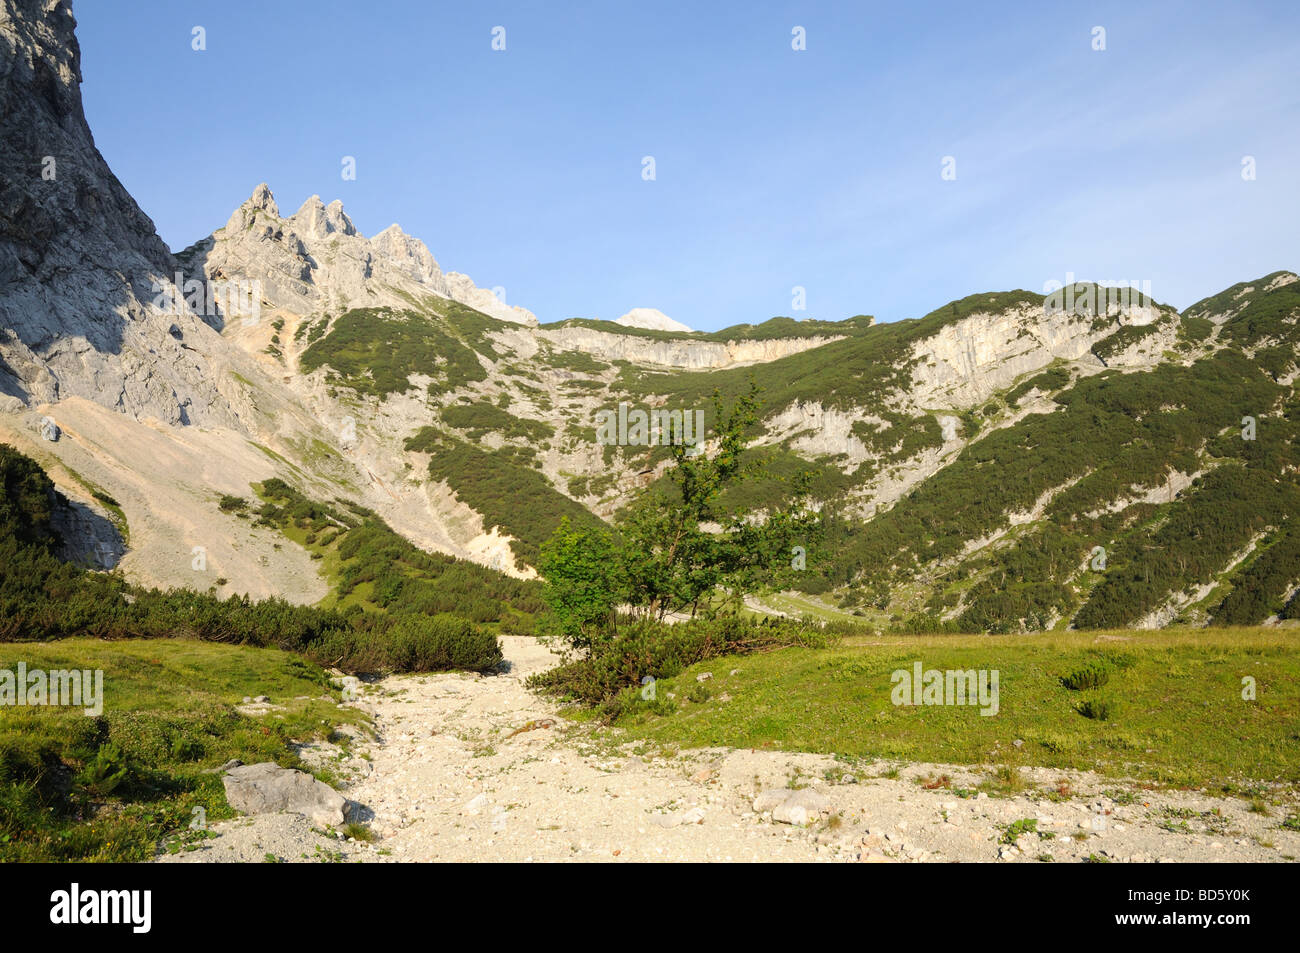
[222,762,350,827]
[0,0,241,425]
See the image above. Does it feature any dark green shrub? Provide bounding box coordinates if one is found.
[382,616,503,673]
[1062,661,1111,691]
[529,616,833,708]
[1075,698,1117,721]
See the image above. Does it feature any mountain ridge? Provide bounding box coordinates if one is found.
[1,0,1296,633]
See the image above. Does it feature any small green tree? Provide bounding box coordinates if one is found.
[537,518,625,650]
[539,384,820,645]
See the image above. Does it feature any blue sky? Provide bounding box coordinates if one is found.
[75,0,1299,330]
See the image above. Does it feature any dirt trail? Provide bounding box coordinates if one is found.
[160,637,1299,863]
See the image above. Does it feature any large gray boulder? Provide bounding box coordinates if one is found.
[222,762,349,827]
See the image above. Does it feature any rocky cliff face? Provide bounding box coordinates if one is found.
[178,185,539,329]
[539,325,845,368]
[905,298,1173,409]
[0,0,240,426]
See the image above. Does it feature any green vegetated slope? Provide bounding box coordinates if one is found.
[293,295,616,568]
[404,427,607,566]
[293,274,1299,634]
[248,478,542,628]
[299,299,501,396]
[0,445,505,673]
[674,277,1297,633]
[441,400,555,443]
[590,292,1052,496]
[604,629,1300,790]
[821,349,1299,631]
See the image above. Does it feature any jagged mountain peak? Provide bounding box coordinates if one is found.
[287,193,356,238]
[187,186,537,327]
[245,182,279,216]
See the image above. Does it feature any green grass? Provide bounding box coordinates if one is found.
[0,638,364,862]
[750,591,863,624]
[605,628,1300,790]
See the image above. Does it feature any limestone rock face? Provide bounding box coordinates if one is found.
[540,325,843,368]
[0,0,240,426]
[906,300,1172,408]
[180,185,539,328]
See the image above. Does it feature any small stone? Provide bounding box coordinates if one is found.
[779,805,810,826]
[772,788,831,825]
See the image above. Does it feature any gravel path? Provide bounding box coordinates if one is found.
[160,637,1300,863]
